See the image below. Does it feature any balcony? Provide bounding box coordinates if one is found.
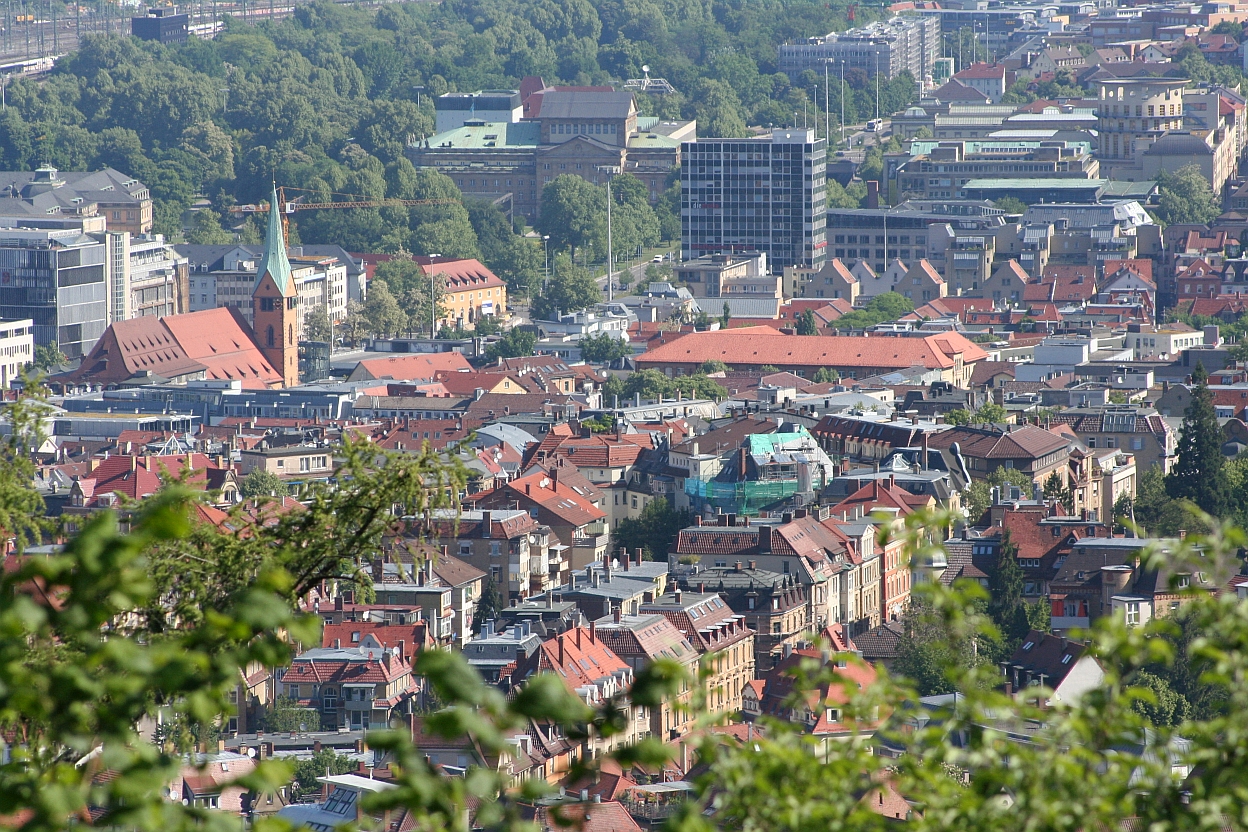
[1050,616,1089,631]
[572,533,610,551]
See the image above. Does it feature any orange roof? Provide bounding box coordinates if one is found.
[414,257,506,290]
[349,352,473,381]
[64,307,282,389]
[636,330,986,372]
[162,308,284,387]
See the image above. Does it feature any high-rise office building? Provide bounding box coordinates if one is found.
[0,228,108,358]
[680,129,827,271]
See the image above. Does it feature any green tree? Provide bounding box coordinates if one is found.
[1155,164,1220,226]
[530,253,601,320]
[833,292,914,330]
[473,576,505,635]
[1043,471,1075,513]
[610,498,691,560]
[813,366,839,383]
[796,308,819,335]
[340,299,368,347]
[986,531,1030,657]
[538,175,605,261]
[32,343,67,371]
[259,695,320,733]
[700,359,730,374]
[239,469,288,499]
[362,281,408,339]
[303,307,333,343]
[720,302,731,329]
[186,209,234,244]
[994,196,1028,214]
[292,749,355,801]
[578,331,631,364]
[485,328,536,360]
[965,466,1034,521]
[946,408,972,426]
[972,402,1009,424]
[893,588,988,696]
[858,145,885,182]
[1166,363,1231,517]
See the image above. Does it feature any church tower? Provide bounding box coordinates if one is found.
[252,185,299,387]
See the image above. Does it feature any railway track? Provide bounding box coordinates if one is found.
[0,0,392,68]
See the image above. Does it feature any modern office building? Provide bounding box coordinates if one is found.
[893,139,1099,202]
[778,16,940,82]
[131,6,188,44]
[0,227,109,358]
[681,129,827,271]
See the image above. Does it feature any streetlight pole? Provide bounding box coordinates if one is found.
[606,177,613,303]
[824,61,830,146]
[875,52,880,121]
[542,235,550,292]
[428,254,440,338]
[840,60,846,148]
[596,165,621,303]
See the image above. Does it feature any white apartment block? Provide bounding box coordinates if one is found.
[186,247,348,341]
[0,318,33,388]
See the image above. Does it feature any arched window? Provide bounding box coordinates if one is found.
[289,324,294,343]
[266,326,275,348]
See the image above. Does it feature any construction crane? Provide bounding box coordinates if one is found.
[236,186,463,243]
[273,186,461,214]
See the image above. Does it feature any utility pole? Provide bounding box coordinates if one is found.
[875,51,879,121]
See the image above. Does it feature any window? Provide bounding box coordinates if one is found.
[1061,653,1074,664]
[772,622,782,634]
[1125,602,1140,625]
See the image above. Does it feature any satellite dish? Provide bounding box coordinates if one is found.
[247,748,256,758]
[642,65,650,73]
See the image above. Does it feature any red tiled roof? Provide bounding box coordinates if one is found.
[1102,258,1153,282]
[413,257,506,290]
[349,352,473,381]
[636,330,986,372]
[321,621,430,660]
[64,308,282,389]
[955,62,1007,79]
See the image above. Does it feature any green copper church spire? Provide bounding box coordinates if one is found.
[255,183,293,294]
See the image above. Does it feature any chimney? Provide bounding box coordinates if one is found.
[614,606,622,623]
[866,180,880,209]
[634,547,643,565]
[398,639,406,659]
[589,620,597,644]
[674,587,682,604]
[482,510,492,537]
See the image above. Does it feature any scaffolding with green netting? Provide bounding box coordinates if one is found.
[683,478,800,516]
